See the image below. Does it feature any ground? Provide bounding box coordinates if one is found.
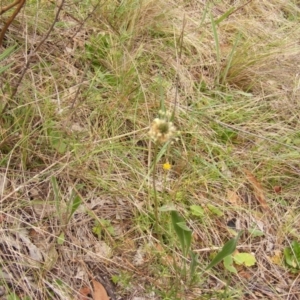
[0,0,300,299]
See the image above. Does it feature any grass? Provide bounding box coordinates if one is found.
[0,0,300,299]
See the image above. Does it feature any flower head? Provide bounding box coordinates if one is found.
[163,162,171,171]
[149,114,176,144]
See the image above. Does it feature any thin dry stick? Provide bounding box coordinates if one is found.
[64,0,102,49]
[1,0,66,114]
[70,62,91,108]
[172,15,186,120]
[226,0,253,18]
[0,0,26,47]
[0,0,22,14]
[202,0,254,26]
[152,143,159,232]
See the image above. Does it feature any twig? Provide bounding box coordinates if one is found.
[152,143,159,232]
[64,0,102,48]
[0,0,22,15]
[1,0,66,114]
[0,0,26,47]
[70,62,91,108]
[225,0,253,19]
[172,15,186,120]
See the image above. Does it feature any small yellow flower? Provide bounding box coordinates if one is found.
[163,162,171,171]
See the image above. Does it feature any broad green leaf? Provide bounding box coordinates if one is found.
[57,232,65,245]
[190,205,205,217]
[55,141,67,154]
[207,204,223,217]
[223,255,237,273]
[248,228,264,237]
[284,241,300,270]
[233,252,256,267]
[48,128,67,154]
[291,241,300,257]
[176,222,192,232]
[93,225,101,238]
[171,211,185,251]
[205,231,243,271]
[171,211,192,257]
[106,223,115,236]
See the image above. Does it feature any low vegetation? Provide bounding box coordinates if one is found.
[0,0,300,299]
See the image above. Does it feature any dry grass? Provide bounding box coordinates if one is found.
[0,0,300,299]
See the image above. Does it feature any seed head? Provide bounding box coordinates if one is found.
[149,115,176,144]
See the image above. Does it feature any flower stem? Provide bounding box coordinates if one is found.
[152,143,159,232]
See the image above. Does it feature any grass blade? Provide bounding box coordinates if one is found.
[205,231,243,271]
[221,33,241,85]
[214,7,235,25]
[68,194,82,222]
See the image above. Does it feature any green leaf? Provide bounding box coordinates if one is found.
[70,194,81,217]
[48,128,67,154]
[106,223,115,236]
[57,232,65,245]
[51,176,60,202]
[171,211,185,249]
[248,228,264,237]
[205,231,243,271]
[207,204,223,217]
[214,7,235,25]
[159,204,177,212]
[223,255,237,273]
[284,241,300,271]
[93,225,101,238]
[0,44,17,61]
[190,205,205,217]
[0,62,14,75]
[176,222,192,232]
[171,211,192,257]
[7,293,21,300]
[51,176,62,220]
[190,251,199,279]
[233,252,256,267]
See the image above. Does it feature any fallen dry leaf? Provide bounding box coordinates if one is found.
[79,286,91,300]
[273,186,282,194]
[244,170,270,211]
[0,213,5,223]
[269,249,282,265]
[17,230,44,263]
[238,270,252,280]
[226,189,242,205]
[92,280,109,300]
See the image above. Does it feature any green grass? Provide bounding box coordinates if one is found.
[0,0,300,299]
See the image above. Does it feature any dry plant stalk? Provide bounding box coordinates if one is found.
[0,0,26,47]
